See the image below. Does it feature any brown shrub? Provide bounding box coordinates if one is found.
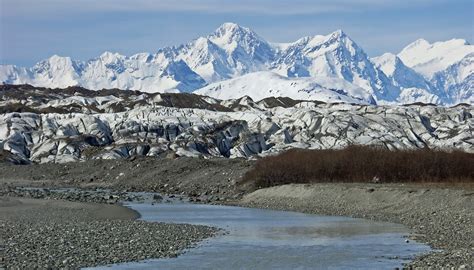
[241,146,474,188]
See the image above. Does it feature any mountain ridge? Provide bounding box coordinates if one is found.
[1,22,472,105]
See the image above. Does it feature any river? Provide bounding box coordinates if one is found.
[90,201,430,269]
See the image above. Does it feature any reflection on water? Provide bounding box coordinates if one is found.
[88,203,430,270]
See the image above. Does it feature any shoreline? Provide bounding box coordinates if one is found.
[0,196,218,269]
[1,183,472,269]
[233,183,473,268]
[0,159,472,268]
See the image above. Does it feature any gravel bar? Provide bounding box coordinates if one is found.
[0,197,218,270]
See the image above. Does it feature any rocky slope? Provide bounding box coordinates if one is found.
[0,85,472,164]
[1,23,472,105]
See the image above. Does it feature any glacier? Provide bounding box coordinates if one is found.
[0,84,472,164]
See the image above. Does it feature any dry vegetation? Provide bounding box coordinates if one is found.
[241,146,474,188]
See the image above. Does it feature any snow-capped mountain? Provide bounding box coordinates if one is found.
[195,71,375,104]
[170,23,275,83]
[0,52,207,93]
[206,23,275,77]
[271,30,399,102]
[398,38,473,78]
[371,53,440,104]
[431,53,474,104]
[1,22,472,105]
[397,39,474,104]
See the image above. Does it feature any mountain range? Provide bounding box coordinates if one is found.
[1,22,473,105]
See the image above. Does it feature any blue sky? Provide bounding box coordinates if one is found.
[1,0,473,66]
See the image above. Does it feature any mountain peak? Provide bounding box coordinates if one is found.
[46,55,73,64]
[130,52,153,63]
[331,29,346,38]
[372,53,403,76]
[208,22,273,66]
[35,55,75,70]
[213,22,252,37]
[99,51,124,63]
[218,22,242,30]
[210,22,262,48]
[299,29,353,50]
[48,54,68,60]
[399,37,474,78]
[193,36,214,47]
[404,39,431,50]
[373,52,399,63]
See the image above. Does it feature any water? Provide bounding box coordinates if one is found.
[90,202,430,270]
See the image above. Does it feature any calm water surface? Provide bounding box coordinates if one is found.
[89,202,430,270]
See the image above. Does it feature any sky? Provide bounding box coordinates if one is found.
[1,0,473,66]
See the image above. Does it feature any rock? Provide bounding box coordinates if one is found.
[153,194,163,201]
[166,152,178,159]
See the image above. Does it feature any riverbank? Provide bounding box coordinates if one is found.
[236,183,473,268]
[0,197,218,269]
[0,157,252,202]
[0,159,472,268]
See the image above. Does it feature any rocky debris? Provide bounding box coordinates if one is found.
[0,84,232,114]
[0,157,252,203]
[237,184,474,269]
[0,197,218,270]
[2,220,216,270]
[0,85,472,164]
[0,187,164,205]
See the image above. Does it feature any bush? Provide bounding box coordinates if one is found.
[241,146,474,188]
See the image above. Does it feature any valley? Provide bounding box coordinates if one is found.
[1,17,473,270]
